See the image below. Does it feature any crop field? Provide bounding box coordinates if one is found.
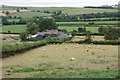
[56,21,118,25]
[9,11,52,19]
[58,26,99,33]
[1,25,27,33]
[62,8,118,15]
[2,44,119,78]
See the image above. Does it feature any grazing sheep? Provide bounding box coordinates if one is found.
[75,46,77,48]
[77,46,79,48]
[56,48,58,50]
[88,46,91,48]
[103,48,105,50]
[70,57,75,61]
[65,46,67,50]
[43,49,46,51]
[87,49,89,52]
[97,46,100,49]
[77,44,79,45]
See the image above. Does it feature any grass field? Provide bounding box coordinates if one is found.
[2,44,119,78]
[58,26,99,33]
[56,21,118,25]
[62,8,118,15]
[72,36,105,41]
[1,25,27,33]
[7,19,20,22]
[9,12,52,19]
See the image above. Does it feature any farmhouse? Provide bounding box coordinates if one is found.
[28,29,72,40]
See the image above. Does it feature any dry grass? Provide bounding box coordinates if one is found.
[2,43,118,78]
[72,36,105,41]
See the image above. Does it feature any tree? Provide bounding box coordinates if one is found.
[20,32,28,41]
[104,27,120,40]
[5,11,9,15]
[78,27,83,32]
[2,17,10,25]
[16,9,20,13]
[26,25,39,35]
[98,27,103,33]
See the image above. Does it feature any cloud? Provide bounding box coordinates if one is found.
[0,0,119,7]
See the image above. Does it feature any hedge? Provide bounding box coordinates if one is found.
[2,38,120,58]
[2,40,47,58]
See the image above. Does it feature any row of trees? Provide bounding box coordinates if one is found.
[2,17,26,25]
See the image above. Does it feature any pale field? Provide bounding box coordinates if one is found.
[72,36,105,41]
[0,34,19,37]
[2,43,118,78]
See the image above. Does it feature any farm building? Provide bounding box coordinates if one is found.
[28,29,72,40]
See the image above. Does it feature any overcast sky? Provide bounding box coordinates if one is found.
[0,0,119,7]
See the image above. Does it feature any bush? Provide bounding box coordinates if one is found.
[27,37,36,41]
[20,32,28,41]
[84,35,92,43]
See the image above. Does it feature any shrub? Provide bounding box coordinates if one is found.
[84,35,92,43]
[20,32,28,41]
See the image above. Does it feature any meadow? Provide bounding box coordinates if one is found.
[2,43,119,78]
[56,21,118,25]
[9,12,52,19]
[1,25,27,33]
[62,8,118,15]
[58,26,99,33]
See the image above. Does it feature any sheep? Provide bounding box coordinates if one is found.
[56,48,58,50]
[77,46,79,48]
[70,57,75,61]
[43,49,46,51]
[75,46,77,48]
[97,46,100,49]
[77,44,79,45]
[88,46,91,48]
[103,48,105,50]
[65,46,67,50]
[87,49,89,52]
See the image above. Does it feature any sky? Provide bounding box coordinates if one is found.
[0,0,120,7]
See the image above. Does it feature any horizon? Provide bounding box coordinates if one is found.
[0,0,119,7]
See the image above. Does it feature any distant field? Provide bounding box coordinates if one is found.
[9,12,52,19]
[1,25,27,33]
[62,8,118,15]
[7,19,20,22]
[56,21,118,25]
[27,7,74,12]
[58,26,99,33]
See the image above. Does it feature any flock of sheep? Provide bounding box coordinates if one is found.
[43,43,106,61]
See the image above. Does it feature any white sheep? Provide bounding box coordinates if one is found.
[65,46,67,50]
[70,57,75,61]
[88,46,91,48]
[75,46,77,48]
[43,49,46,51]
[97,46,100,49]
[77,46,79,48]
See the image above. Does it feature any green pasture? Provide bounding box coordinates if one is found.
[7,19,20,22]
[62,8,118,15]
[56,21,118,25]
[9,12,52,19]
[58,26,99,33]
[1,25,27,33]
